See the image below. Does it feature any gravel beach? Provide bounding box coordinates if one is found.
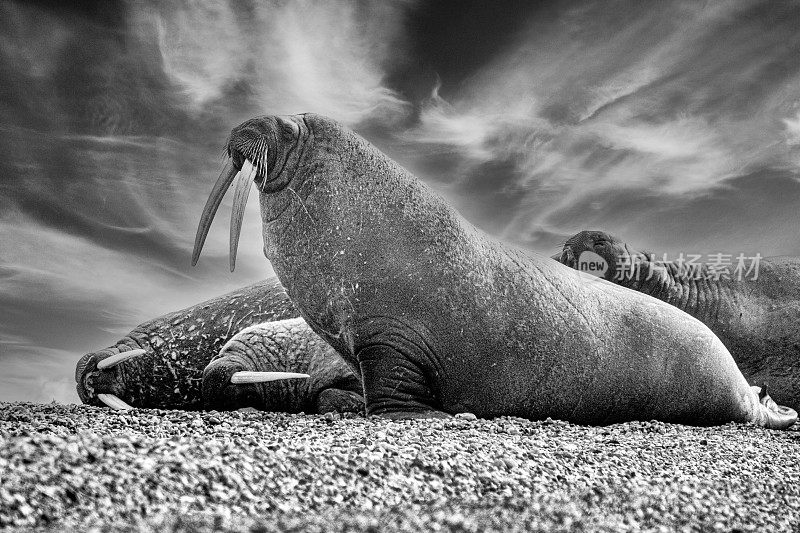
[1,402,798,532]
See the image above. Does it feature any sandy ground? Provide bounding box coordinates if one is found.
[0,402,798,532]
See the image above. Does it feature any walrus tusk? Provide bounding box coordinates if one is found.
[229,159,257,272]
[98,393,134,410]
[96,349,147,370]
[192,160,239,266]
[230,371,311,384]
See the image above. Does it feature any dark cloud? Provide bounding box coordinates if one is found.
[385,0,547,106]
[536,169,800,257]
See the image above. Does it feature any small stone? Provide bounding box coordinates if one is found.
[455,412,477,421]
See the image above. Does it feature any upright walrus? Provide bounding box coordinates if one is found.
[558,230,800,411]
[192,113,796,428]
[76,279,362,412]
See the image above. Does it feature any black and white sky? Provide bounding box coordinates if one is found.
[2,0,799,403]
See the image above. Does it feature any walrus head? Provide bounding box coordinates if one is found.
[201,321,314,412]
[202,357,311,412]
[559,230,637,282]
[75,347,147,409]
[192,115,310,272]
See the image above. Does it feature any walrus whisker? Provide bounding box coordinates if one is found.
[229,159,257,272]
[96,349,147,370]
[248,138,265,190]
[230,371,310,384]
[258,139,269,191]
[192,160,239,266]
[97,393,133,410]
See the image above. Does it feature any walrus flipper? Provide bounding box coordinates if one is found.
[754,386,798,430]
[357,345,449,419]
[315,388,365,414]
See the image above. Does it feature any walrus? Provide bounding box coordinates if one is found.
[202,317,363,413]
[75,279,361,412]
[557,230,800,411]
[192,113,796,428]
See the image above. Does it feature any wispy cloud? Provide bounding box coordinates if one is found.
[785,110,800,146]
[148,1,412,126]
[396,0,800,247]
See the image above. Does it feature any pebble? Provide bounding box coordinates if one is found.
[0,402,797,531]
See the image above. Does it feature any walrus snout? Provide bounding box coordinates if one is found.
[75,347,144,409]
[201,358,273,411]
[75,351,98,404]
[76,349,119,405]
[226,115,302,182]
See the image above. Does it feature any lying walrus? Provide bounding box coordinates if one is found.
[558,230,800,411]
[192,113,796,428]
[76,279,362,413]
[203,317,363,413]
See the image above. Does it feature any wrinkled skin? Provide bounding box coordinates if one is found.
[202,318,363,413]
[558,230,800,411]
[76,279,299,410]
[194,113,796,428]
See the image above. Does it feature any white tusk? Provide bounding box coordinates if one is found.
[98,393,133,410]
[229,159,257,272]
[97,349,147,370]
[230,371,310,384]
[192,160,238,266]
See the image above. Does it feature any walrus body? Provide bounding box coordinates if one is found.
[558,230,800,410]
[76,279,298,410]
[202,318,363,413]
[193,113,796,428]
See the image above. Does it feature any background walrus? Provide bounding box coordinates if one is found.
[558,230,800,410]
[76,279,362,412]
[193,113,796,428]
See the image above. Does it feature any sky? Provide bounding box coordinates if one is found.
[1,0,799,404]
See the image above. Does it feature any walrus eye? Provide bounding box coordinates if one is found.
[593,240,608,250]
